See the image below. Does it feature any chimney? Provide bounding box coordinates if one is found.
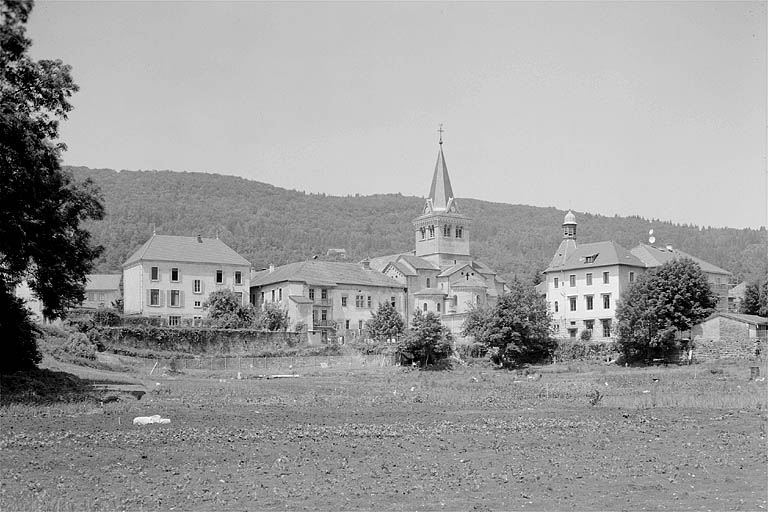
[269,264,275,273]
[361,258,371,270]
[196,234,203,243]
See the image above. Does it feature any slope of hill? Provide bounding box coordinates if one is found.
[70,167,767,284]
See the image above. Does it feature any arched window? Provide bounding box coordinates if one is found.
[420,227,426,240]
[437,303,441,312]
[428,225,435,238]
[443,225,451,237]
[456,226,463,238]
[426,278,431,288]
[423,303,428,312]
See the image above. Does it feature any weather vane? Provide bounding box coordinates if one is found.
[438,123,444,145]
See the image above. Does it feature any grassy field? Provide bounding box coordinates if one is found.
[1,354,766,511]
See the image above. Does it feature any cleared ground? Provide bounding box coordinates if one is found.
[1,355,766,511]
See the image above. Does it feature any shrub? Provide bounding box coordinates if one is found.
[397,310,453,367]
[65,332,97,360]
[579,329,592,342]
[92,308,121,326]
[0,292,41,372]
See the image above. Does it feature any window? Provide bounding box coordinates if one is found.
[437,303,441,312]
[150,289,160,306]
[260,291,265,304]
[629,271,635,283]
[423,303,428,312]
[193,316,202,326]
[345,320,350,329]
[428,225,435,238]
[216,270,223,284]
[554,277,559,289]
[443,225,451,237]
[341,296,347,307]
[569,329,577,338]
[586,295,594,311]
[235,271,242,285]
[455,226,463,238]
[603,294,611,309]
[367,296,372,308]
[170,290,180,307]
[309,288,315,300]
[321,309,327,321]
[569,296,577,311]
[586,273,592,286]
[603,271,609,284]
[358,320,363,330]
[584,319,594,332]
[602,319,612,338]
[569,274,576,287]
[426,278,431,288]
[321,289,328,300]
[356,295,365,308]
[171,268,179,282]
[554,301,559,313]
[271,290,275,302]
[391,296,396,307]
[420,227,426,240]
[193,279,202,294]
[235,292,243,304]
[168,315,180,327]
[585,255,596,264]
[151,266,159,281]
[278,288,282,301]
[194,300,202,308]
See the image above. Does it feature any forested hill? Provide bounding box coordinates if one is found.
[70,166,767,284]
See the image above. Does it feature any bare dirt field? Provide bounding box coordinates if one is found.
[1,355,767,512]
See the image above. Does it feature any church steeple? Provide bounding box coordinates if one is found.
[413,129,471,269]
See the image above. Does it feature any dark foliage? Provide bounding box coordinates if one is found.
[740,274,768,317]
[616,258,717,362]
[366,302,405,342]
[1,0,103,371]
[398,310,453,367]
[463,280,555,367]
[0,290,41,372]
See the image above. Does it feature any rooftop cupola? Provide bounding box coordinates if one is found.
[562,210,577,240]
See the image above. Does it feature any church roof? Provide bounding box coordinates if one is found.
[251,260,405,289]
[413,287,448,296]
[399,254,439,271]
[428,145,455,212]
[452,275,488,289]
[545,240,646,273]
[123,235,251,267]
[630,244,731,276]
[389,261,418,277]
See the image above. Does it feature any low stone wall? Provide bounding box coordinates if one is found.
[693,336,761,361]
[96,326,302,355]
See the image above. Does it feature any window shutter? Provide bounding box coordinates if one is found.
[179,291,185,308]
[160,290,166,307]
[200,280,205,294]
[146,289,151,307]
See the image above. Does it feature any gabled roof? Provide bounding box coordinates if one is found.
[728,282,747,299]
[707,312,768,326]
[427,145,456,213]
[123,235,251,267]
[398,254,439,271]
[385,261,417,277]
[368,253,406,272]
[438,262,474,278]
[545,240,646,273]
[251,260,405,289]
[630,244,731,276]
[85,274,121,291]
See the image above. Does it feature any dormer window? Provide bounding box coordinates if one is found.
[584,254,598,264]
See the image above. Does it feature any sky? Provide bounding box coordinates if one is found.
[26,1,767,229]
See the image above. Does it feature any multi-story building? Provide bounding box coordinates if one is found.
[249,259,406,343]
[122,234,251,325]
[543,211,734,340]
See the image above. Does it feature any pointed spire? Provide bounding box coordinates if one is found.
[427,142,455,212]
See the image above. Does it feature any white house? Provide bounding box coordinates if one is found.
[122,234,251,325]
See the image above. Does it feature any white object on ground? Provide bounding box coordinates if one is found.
[133,415,171,425]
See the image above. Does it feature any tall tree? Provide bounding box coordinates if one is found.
[463,279,554,367]
[616,258,717,362]
[366,302,405,342]
[740,274,768,317]
[1,0,103,371]
[397,310,453,367]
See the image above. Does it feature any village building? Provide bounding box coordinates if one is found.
[249,260,406,343]
[369,137,507,335]
[122,234,251,325]
[692,312,767,360]
[543,211,734,341]
[79,274,122,310]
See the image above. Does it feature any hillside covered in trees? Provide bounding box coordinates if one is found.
[71,167,767,285]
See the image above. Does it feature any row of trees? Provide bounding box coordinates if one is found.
[204,290,289,331]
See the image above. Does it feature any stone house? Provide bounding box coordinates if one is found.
[692,312,767,360]
[80,274,122,310]
[122,234,251,325]
[249,259,406,343]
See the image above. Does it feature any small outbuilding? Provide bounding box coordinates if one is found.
[691,312,767,360]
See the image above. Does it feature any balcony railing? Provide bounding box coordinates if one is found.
[312,319,335,328]
[312,298,332,307]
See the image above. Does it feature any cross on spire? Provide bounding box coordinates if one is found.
[438,123,444,145]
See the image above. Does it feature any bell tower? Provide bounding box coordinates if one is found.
[412,128,471,269]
